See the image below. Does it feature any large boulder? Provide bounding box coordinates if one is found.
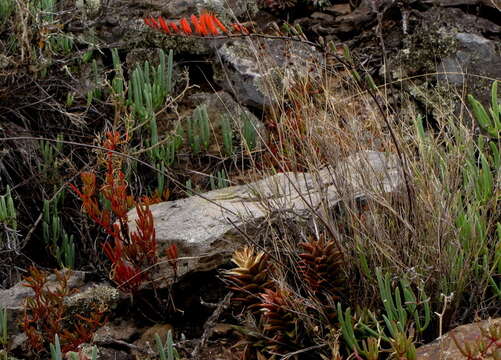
[437,32,501,106]
[213,38,323,108]
[127,150,404,287]
[387,7,501,122]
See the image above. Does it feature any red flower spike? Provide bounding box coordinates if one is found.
[231,23,242,34]
[179,18,192,34]
[143,13,238,37]
[112,261,143,293]
[102,238,123,264]
[166,243,178,278]
[232,23,249,35]
[71,131,160,295]
[80,172,96,196]
[158,16,170,34]
[103,131,121,150]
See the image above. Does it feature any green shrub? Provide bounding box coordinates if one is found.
[32,0,56,23]
[47,34,73,55]
[210,169,230,190]
[241,114,257,152]
[0,307,7,358]
[468,80,500,138]
[338,269,430,358]
[128,49,174,158]
[220,115,234,156]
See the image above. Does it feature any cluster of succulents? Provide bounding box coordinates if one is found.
[224,234,345,358]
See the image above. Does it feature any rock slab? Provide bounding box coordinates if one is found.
[127,150,404,286]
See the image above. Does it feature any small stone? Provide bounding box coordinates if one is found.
[212,323,234,336]
[310,12,335,22]
[416,318,501,360]
[324,4,352,15]
[93,320,138,343]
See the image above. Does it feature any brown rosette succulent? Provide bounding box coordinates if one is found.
[259,288,301,355]
[298,234,344,298]
[298,234,345,322]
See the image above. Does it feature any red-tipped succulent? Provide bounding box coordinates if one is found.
[70,131,161,293]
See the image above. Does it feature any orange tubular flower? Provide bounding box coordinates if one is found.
[198,14,211,36]
[179,18,192,35]
[205,14,219,35]
[148,17,160,29]
[158,16,170,34]
[211,14,228,34]
[232,23,249,35]
[143,13,244,37]
[169,21,179,33]
[190,14,203,35]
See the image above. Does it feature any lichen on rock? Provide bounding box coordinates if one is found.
[64,284,120,316]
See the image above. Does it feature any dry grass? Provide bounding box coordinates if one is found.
[227,40,500,357]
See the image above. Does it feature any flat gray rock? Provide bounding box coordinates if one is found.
[127,150,404,286]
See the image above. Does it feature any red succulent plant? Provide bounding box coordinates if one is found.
[70,131,168,293]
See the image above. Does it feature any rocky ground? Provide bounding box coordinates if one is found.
[0,0,500,358]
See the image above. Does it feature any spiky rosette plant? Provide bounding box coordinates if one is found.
[298,234,344,297]
[298,234,345,322]
[224,246,274,314]
[259,288,302,355]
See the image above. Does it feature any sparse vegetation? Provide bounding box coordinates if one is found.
[0,0,499,358]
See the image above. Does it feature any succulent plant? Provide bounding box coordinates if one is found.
[259,288,301,355]
[298,234,344,299]
[224,246,274,313]
[298,234,345,323]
